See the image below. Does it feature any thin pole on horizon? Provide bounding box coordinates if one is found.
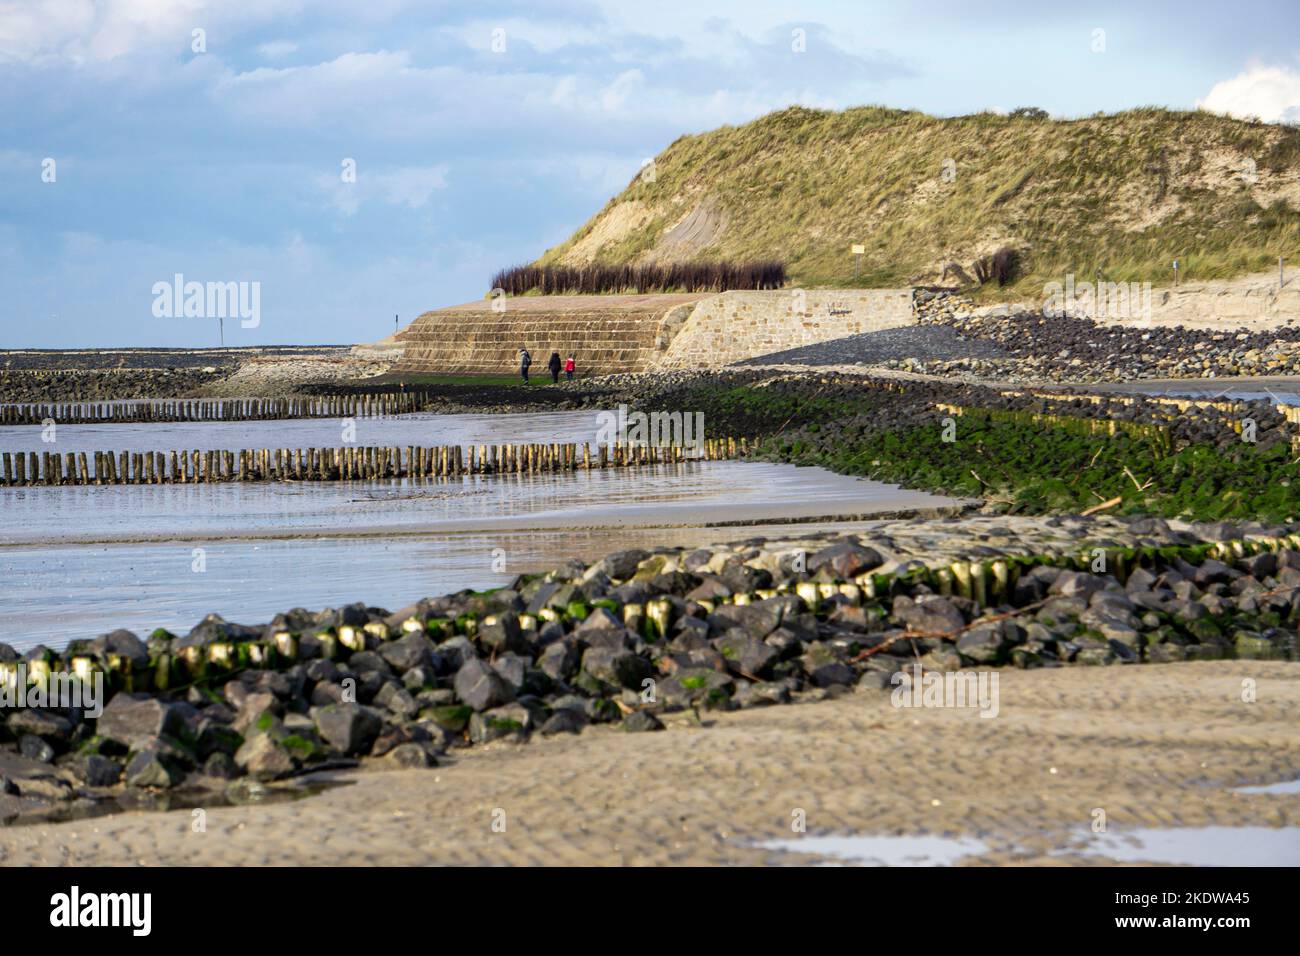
[219,316,224,348]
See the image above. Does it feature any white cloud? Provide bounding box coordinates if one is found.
[376,165,449,208]
[316,163,450,216]
[1198,65,1300,123]
[257,39,299,59]
[443,18,605,54]
[599,69,643,112]
[0,0,95,63]
[0,0,310,64]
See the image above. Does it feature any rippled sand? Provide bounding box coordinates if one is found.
[4,661,1296,866]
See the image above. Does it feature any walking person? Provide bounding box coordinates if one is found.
[548,351,562,384]
[564,353,575,382]
[519,348,531,384]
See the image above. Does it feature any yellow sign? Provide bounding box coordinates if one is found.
[851,244,865,255]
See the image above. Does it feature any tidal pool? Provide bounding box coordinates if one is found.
[759,833,989,866]
[1058,826,1300,866]
[1235,776,1300,795]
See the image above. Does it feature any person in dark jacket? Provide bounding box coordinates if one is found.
[519,348,531,383]
[547,351,562,384]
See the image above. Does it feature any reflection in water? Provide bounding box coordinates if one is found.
[759,833,989,866]
[3,774,354,827]
[0,461,946,544]
[1,456,952,649]
[0,409,604,456]
[1060,826,1300,866]
[1235,776,1300,795]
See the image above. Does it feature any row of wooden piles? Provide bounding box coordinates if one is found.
[0,438,750,486]
[0,391,429,426]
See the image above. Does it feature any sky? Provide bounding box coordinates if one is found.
[2,0,1299,349]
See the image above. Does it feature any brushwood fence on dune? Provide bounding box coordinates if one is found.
[0,438,752,487]
[490,261,787,296]
[0,392,433,426]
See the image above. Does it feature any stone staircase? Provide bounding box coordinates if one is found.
[392,294,709,376]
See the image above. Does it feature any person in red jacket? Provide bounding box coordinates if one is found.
[564,354,575,381]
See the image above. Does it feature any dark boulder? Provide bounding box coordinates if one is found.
[477,613,527,654]
[234,734,298,781]
[808,538,884,579]
[123,741,188,788]
[580,646,654,690]
[892,595,965,634]
[377,633,435,673]
[311,703,383,756]
[622,711,665,732]
[537,639,582,682]
[175,614,261,648]
[88,629,149,667]
[453,657,514,711]
[540,708,588,736]
[97,694,184,747]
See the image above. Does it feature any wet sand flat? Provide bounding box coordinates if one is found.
[0,462,956,649]
[5,661,1295,866]
[0,462,954,546]
[0,517,924,652]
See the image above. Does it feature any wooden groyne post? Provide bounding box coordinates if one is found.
[0,437,751,487]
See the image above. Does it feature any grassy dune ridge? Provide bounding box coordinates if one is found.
[540,105,1300,293]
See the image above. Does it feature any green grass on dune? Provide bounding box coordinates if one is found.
[539,105,1300,293]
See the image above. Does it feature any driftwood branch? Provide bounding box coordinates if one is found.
[1080,495,1123,516]
[1123,466,1154,492]
[849,597,1054,662]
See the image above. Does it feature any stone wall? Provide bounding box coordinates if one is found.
[653,289,915,369]
[978,271,1300,333]
[391,294,708,376]
[1126,280,1300,331]
[391,288,917,375]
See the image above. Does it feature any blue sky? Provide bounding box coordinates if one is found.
[2,0,1299,348]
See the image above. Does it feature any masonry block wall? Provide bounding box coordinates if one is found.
[391,289,916,375]
[653,289,915,369]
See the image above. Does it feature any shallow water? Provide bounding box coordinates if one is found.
[759,833,989,866]
[1061,826,1300,866]
[0,444,952,648]
[1235,776,1300,795]
[0,409,605,456]
[1094,379,1300,405]
[3,774,354,827]
[0,460,943,545]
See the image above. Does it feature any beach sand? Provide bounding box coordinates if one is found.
[2,660,1297,866]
